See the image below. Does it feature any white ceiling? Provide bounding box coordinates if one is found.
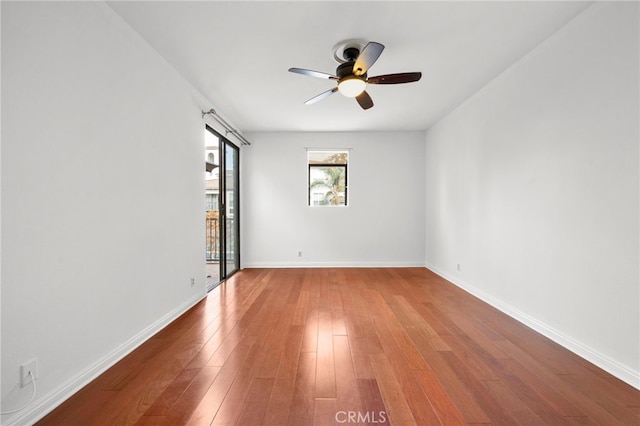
[107,1,592,133]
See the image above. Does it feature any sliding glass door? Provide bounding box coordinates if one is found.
[205,125,240,291]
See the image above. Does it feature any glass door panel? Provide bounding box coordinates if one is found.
[205,129,220,291]
[224,143,240,276]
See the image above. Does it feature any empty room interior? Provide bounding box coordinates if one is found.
[1,1,639,425]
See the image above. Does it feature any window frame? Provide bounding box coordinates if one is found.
[307,150,349,207]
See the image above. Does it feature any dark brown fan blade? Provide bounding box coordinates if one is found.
[355,91,374,110]
[289,67,338,80]
[367,72,422,85]
[304,87,338,105]
[353,42,384,76]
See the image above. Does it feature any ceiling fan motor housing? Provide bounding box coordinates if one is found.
[336,62,366,80]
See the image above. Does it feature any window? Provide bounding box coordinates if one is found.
[308,150,348,206]
[205,193,218,211]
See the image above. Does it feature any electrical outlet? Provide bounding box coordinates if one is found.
[21,358,38,388]
[190,278,195,287]
[457,264,461,271]
[298,251,302,257]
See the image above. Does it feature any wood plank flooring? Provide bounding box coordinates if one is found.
[37,268,640,425]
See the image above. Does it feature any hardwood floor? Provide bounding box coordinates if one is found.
[38,268,639,425]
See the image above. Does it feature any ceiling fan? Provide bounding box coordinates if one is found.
[288,41,421,110]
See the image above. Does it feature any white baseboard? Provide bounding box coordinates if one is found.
[242,261,426,268]
[425,263,640,390]
[4,294,205,426]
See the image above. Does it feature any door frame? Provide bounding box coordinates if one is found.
[205,125,241,287]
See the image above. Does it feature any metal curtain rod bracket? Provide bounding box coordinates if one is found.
[201,108,216,119]
[201,108,251,146]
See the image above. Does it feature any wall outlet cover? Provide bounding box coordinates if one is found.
[21,358,38,387]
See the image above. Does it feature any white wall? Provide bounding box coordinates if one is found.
[425,2,639,387]
[1,2,212,423]
[242,131,425,267]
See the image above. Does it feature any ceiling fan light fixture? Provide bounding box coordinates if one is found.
[338,76,366,98]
